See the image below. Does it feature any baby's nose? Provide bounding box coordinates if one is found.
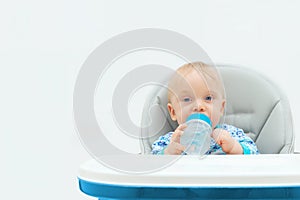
[193,101,206,112]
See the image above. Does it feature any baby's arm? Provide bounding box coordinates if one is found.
[211,128,243,154]
[212,125,259,154]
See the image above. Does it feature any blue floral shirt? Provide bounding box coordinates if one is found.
[151,124,259,155]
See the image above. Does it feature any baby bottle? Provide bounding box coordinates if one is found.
[180,113,212,155]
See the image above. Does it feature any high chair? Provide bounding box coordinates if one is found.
[140,65,294,154]
[78,65,299,200]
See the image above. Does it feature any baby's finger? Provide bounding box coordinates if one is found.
[174,143,185,154]
[177,143,185,151]
[211,129,224,143]
[171,131,182,142]
[177,123,187,131]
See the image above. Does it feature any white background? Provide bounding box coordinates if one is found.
[1,0,300,200]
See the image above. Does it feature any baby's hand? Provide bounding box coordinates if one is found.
[164,124,187,155]
[211,128,243,154]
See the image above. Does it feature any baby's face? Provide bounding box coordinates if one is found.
[168,69,225,128]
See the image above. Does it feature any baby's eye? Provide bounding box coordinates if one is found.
[205,95,213,101]
[183,97,192,102]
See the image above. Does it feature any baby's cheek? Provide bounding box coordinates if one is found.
[211,116,220,128]
[212,109,223,125]
[181,107,192,120]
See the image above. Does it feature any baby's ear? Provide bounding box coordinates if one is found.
[167,103,177,121]
[220,99,226,115]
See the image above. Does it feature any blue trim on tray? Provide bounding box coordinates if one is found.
[78,178,300,200]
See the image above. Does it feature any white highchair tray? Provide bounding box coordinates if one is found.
[78,154,300,199]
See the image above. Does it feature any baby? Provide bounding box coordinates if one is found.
[151,62,259,155]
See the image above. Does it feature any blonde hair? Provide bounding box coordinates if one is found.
[168,61,225,102]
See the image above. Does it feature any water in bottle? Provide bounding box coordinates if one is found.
[180,113,212,155]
